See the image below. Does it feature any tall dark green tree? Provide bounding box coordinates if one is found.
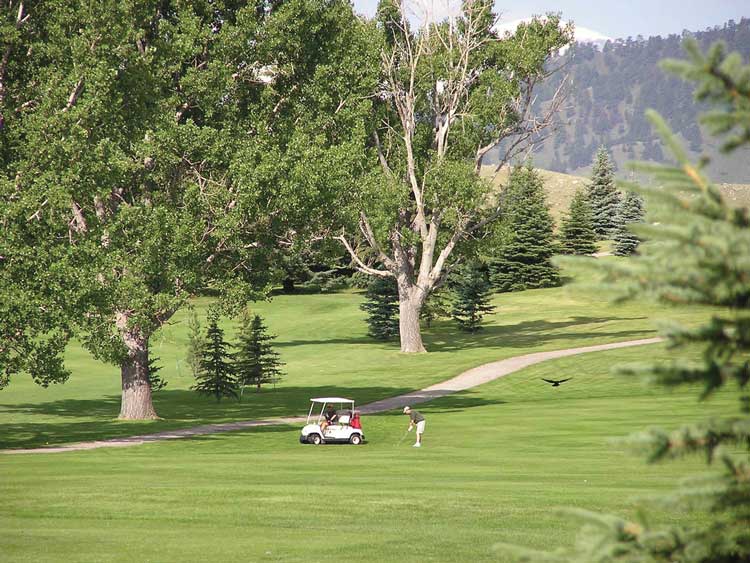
[193,312,237,402]
[360,276,399,340]
[0,1,377,418]
[185,307,204,380]
[234,313,284,397]
[489,166,560,291]
[587,147,622,238]
[451,261,495,333]
[559,190,599,255]
[147,356,167,392]
[613,191,646,256]
[506,39,750,563]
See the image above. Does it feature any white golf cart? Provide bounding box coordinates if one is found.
[300,397,365,445]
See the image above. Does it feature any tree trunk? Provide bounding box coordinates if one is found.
[117,315,158,420]
[397,285,426,353]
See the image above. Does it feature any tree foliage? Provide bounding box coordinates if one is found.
[505,38,750,563]
[234,312,284,396]
[451,261,495,333]
[587,147,622,238]
[0,1,376,418]
[613,191,645,256]
[559,190,599,256]
[488,165,559,291]
[192,312,237,402]
[360,276,400,340]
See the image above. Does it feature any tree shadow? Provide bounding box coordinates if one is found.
[0,384,507,450]
[423,316,651,352]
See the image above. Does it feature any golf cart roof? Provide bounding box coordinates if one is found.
[310,397,354,404]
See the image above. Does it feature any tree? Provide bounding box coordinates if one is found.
[337,1,572,352]
[0,1,377,418]
[587,147,622,238]
[420,286,452,329]
[505,38,750,563]
[360,276,400,340]
[613,191,645,256]
[559,190,599,255]
[450,261,495,333]
[193,312,237,402]
[488,165,560,291]
[185,307,205,381]
[234,313,284,397]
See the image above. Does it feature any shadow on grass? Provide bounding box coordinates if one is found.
[0,386,505,450]
[424,316,651,352]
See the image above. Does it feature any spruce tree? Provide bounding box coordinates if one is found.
[613,191,646,256]
[559,190,599,255]
[587,147,621,239]
[192,312,237,402]
[489,166,560,292]
[420,287,452,329]
[505,39,750,563]
[185,308,204,380]
[360,276,399,340]
[451,261,495,333]
[234,313,284,397]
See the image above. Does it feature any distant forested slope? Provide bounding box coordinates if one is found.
[494,18,750,182]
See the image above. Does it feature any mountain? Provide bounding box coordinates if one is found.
[496,18,612,50]
[489,18,750,183]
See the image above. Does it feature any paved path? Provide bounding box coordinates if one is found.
[2,337,661,455]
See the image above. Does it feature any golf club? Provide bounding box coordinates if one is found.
[396,429,409,446]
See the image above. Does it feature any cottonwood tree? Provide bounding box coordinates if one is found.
[337,0,571,352]
[0,1,377,417]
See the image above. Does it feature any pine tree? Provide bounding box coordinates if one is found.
[451,261,495,333]
[185,308,204,380]
[613,191,645,256]
[192,312,237,402]
[360,276,399,340]
[559,190,599,255]
[587,147,622,238]
[488,166,560,292]
[234,313,285,397]
[420,287,452,329]
[504,38,750,563]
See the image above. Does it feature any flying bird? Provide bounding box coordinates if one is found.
[542,378,572,387]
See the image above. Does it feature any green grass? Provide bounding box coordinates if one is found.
[1,343,737,562]
[0,263,712,450]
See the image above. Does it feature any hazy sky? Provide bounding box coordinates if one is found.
[351,0,750,39]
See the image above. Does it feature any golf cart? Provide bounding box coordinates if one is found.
[300,397,364,445]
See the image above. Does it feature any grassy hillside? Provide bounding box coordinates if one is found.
[482,165,750,222]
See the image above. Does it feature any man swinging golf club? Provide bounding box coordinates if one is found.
[403,406,425,448]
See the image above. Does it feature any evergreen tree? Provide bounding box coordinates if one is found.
[613,191,646,256]
[587,147,622,238]
[420,287,452,329]
[451,261,495,333]
[559,190,599,255]
[192,312,237,402]
[506,38,750,563]
[360,277,399,340]
[185,308,204,380]
[147,356,167,392]
[488,166,560,291]
[234,313,284,397]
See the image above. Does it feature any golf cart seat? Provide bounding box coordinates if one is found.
[338,414,351,425]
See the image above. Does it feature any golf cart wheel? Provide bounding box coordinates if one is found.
[349,434,362,445]
[309,433,322,445]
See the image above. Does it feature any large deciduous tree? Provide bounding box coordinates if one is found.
[337,0,571,352]
[0,0,377,418]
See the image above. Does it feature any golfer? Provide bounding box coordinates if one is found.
[403,406,425,448]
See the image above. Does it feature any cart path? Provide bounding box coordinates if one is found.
[2,337,662,455]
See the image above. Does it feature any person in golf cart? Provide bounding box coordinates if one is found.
[320,404,338,431]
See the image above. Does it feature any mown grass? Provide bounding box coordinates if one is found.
[0,262,712,450]
[1,343,737,562]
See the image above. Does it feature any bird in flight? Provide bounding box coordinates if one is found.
[542,378,572,387]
